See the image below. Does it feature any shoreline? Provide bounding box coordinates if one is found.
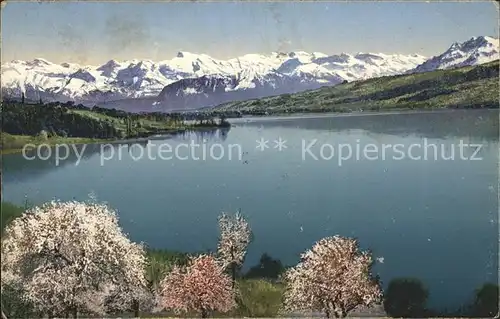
[2,107,494,155]
[227,107,466,122]
[0,125,230,155]
[225,106,497,120]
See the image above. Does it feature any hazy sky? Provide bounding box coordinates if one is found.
[2,1,498,65]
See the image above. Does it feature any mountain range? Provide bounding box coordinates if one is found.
[1,36,498,112]
[215,60,499,115]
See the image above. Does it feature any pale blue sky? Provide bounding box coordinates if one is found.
[2,1,498,65]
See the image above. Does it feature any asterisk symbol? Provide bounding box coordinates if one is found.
[256,137,269,151]
[274,137,287,151]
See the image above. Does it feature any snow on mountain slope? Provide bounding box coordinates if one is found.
[3,36,495,111]
[1,49,426,108]
[108,70,341,112]
[411,36,499,73]
[277,53,427,82]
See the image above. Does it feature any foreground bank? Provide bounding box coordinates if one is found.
[1,201,497,318]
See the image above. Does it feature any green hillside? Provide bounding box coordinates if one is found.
[215,60,499,115]
[0,102,230,153]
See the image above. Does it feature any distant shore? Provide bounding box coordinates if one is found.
[226,106,474,122]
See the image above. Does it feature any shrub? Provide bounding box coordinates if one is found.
[383,277,429,317]
[37,129,49,141]
[236,279,284,317]
[0,202,24,234]
[245,253,285,280]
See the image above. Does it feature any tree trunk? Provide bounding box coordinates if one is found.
[133,299,140,318]
[325,309,330,318]
[1,300,8,319]
[231,263,236,288]
[201,308,208,318]
[72,307,78,319]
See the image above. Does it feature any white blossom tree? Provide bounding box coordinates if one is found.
[104,258,154,317]
[217,211,252,287]
[281,235,382,318]
[1,200,149,318]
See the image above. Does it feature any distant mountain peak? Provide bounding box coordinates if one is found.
[99,59,120,67]
[451,35,499,52]
[411,35,499,73]
[355,53,384,61]
[176,51,201,58]
[26,58,52,67]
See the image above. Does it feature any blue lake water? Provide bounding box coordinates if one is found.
[2,109,498,309]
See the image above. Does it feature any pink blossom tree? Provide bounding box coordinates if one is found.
[156,254,236,318]
[217,211,251,286]
[1,200,149,318]
[281,235,382,318]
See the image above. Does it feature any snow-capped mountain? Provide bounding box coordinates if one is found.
[1,35,497,111]
[101,70,344,112]
[411,36,499,73]
[1,50,427,110]
[151,71,343,111]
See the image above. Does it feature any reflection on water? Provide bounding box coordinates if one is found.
[237,109,498,142]
[3,128,230,183]
[2,111,498,310]
[4,111,496,180]
[176,127,230,143]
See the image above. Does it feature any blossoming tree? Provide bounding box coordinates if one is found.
[156,254,236,318]
[282,235,382,318]
[217,211,252,286]
[1,200,149,318]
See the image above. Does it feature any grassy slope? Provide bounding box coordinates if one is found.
[1,108,201,154]
[0,132,108,155]
[1,202,25,235]
[216,60,499,114]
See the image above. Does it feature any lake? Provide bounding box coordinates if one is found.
[2,109,498,310]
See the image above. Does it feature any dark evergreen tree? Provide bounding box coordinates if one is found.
[384,278,429,318]
[472,283,499,317]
